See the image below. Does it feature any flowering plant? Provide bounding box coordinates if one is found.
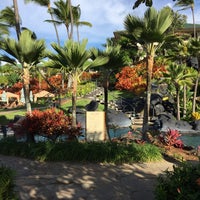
[159,129,184,148]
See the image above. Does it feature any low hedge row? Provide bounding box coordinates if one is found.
[0,137,162,163]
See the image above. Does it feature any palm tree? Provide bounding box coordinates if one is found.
[45,39,108,127]
[68,0,73,39]
[73,5,92,43]
[133,0,153,9]
[91,45,127,111]
[124,7,173,140]
[175,0,196,38]
[25,0,61,45]
[45,0,75,40]
[0,14,10,40]
[161,63,196,120]
[163,36,190,117]
[0,30,46,113]
[0,6,20,39]
[91,45,127,141]
[188,37,200,112]
[132,0,183,9]
[13,0,21,40]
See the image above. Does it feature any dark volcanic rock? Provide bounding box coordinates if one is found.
[107,109,131,128]
[85,100,99,111]
[76,109,131,130]
[192,120,200,131]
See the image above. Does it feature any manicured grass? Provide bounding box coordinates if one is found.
[61,98,105,111]
[0,89,133,124]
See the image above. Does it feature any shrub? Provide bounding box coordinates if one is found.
[12,108,82,142]
[192,112,200,120]
[159,129,184,148]
[155,163,200,200]
[0,166,17,199]
[0,138,162,163]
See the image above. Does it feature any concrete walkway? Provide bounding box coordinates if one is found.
[0,155,176,200]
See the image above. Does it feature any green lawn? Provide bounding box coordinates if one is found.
[0,89,135,125]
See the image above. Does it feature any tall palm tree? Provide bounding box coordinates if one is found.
[124,7,173,140]
[25,0,60,45]
[0,6,20,38]
[0,30,46,113]
[73,5,92,43]
[13,0,21,40]
[162,35,189,117]
[45,0,75,40]
[68,0,73,40]
[45,39,108,127]
[91,45,127,111]
[91,45,127,141]
[161,63,196,120]
[188,37,200,112]
[175,0,196,38]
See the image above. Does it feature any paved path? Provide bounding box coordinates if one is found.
[0,155,176,200]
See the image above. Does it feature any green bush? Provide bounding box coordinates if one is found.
[0,137,162,163]
[0,165,18,200]
[155,163,200,200]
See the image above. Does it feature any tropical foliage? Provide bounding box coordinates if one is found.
[45,39,108,126]
[0,30,46,113]
[155,163,200,200]
[0,166,17,199]
[159,129,184,148]
[12,108,82,142]
[115,63,166,95]
[161,63,196,120]
[124,6,173,139]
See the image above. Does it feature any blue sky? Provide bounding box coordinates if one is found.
[0,0,199,50]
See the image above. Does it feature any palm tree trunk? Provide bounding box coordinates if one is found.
[47,5,64,95]
[72,78,77,127]
[192,72,199,113]
[23,64,31,114]
[13,0,21,40]
[76,25,80,43]
[191,7,196,38]
[68,0,73,40]
[103,75,109,112]
[176,87,180,120]
[183,84,187,118]
[103,73,111,141]
[48,5,61,46]
[142,54,153,140]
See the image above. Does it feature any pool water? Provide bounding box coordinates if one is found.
[181,135,200,148]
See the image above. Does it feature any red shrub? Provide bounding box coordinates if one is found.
[159,129,184,148]
[12,108,82,142]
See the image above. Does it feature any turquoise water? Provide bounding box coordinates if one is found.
[1,128,200,148]
[109,127,131,138]
[181,135,200,148]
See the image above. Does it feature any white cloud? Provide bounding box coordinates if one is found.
[0,0,199,49]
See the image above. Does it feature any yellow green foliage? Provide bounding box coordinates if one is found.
[192,112,200,120]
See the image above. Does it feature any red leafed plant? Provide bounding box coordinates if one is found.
[12,108,82,142]
[159,129,184,148]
